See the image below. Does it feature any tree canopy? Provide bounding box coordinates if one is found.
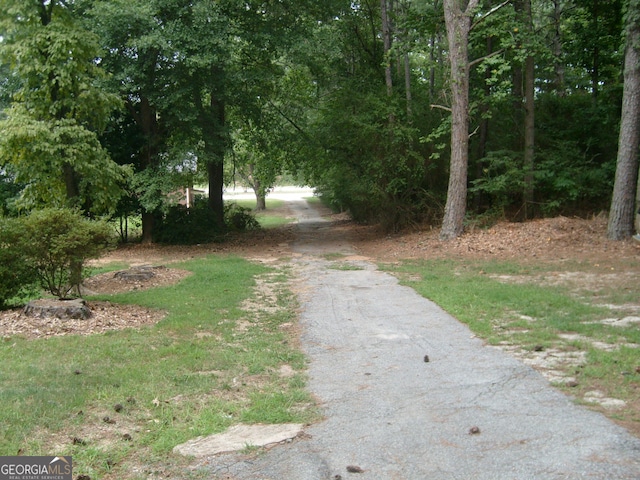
[0,0,637,239]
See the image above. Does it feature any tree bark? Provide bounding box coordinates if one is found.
[381,0,394,97]
[206,95,226,228]
[523,53,535,218]
[551,0,565,95]
[522,0,535,219]
[136,96,161,244]
[440,0,478,240]
[607,0,640,239]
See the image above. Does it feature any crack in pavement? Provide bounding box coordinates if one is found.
[207,198,640,480]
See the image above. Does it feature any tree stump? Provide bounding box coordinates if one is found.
[23,298,92,320]
[114,265,157,282]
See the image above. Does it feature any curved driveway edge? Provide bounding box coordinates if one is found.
[207,199,640,479]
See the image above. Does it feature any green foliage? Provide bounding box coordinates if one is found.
[153,197,222,245]
[0,217,39,308]
[470,150,524,217]
[0,107,128,214]
[17,208,115,299]
[535,94,618,214]
[225,203,261,232]
[0,1,126,215]
[152,198,260,245]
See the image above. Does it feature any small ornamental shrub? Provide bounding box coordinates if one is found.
[0,217,39,308]
[19,208,115,299]
[225,203,260,232]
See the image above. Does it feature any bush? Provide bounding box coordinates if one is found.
[225,203,260,232]
[153,198,260,245]
[153,197,222,244]
[18,208,115,299]
[0,217,39,308]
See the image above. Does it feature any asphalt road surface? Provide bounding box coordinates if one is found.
[208,197,640,480]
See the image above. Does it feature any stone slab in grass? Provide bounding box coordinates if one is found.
[173,423,304,457]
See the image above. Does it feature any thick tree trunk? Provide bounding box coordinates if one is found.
[440,0,477,240]
[141,211,154,244]
[607,0,640,239]
[255,189,267,211]
[207,160,225,227]
[206,95,226,227]
[136,96,161,244]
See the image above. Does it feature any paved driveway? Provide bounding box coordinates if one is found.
[208,198,640,480]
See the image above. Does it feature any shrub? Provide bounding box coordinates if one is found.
[153,198,260,245]
[225,203,261,231]
[19,208,115,299]
[153,197,222,244]
[0,217,39,308]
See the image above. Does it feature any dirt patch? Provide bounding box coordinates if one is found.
[83,266,192,295]
[0,301,165,340]
[0,267,190,340]
[351,214,640,267]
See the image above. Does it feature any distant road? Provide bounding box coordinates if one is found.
[223,185,316,202]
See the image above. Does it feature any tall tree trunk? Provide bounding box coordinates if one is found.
[523,53,535,218]
[207,159,225,226]
[137,97,161,243]
[441,0,478,240]
[552,0,566,95]
[404,52,412,118]
[381,0,393,97]
[206,95,226,228]
[246,164,267,211]
[607,0,640,239]
[522,0,535,219]
[254,185,267,211]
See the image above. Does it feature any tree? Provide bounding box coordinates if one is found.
[0,0,125,214]
[87,0,170,242]
[440,0,480,239]
[607,0,640,240]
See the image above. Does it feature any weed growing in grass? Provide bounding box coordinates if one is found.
[0,255,318,479]
[328,263,365,271]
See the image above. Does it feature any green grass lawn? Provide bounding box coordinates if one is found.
[0,255,317,479]
[229,198,293,229]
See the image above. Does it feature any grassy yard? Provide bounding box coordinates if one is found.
[381,258,640,432]
[0,255,318,479]
[229,198,293,229]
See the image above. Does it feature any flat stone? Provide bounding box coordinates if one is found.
[173,423,304,457]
